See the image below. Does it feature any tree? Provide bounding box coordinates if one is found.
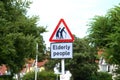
[66,36,97,80]
[88,15,111,48]
[0,0,46,78]
[88,3,120,79]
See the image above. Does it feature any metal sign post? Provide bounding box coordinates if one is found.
[61,59,65,75]
[35,43,38,80]
[35,55,38,80]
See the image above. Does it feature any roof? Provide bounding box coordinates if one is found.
[0,64,7,75]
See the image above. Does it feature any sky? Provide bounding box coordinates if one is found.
[27,0,120,47]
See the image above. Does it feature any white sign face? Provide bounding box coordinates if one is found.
[50,43,73,58]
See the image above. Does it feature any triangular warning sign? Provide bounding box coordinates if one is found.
[49,18,74,42]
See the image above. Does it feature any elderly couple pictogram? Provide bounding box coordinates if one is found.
[56,27,67,39]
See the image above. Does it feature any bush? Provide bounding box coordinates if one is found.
[0,75,14,80]
[91,72,112,80]
[22,71,56,80]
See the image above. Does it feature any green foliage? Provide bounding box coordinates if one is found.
[90,72,112,80]
[113,66,120,80]
[45,59,60,71]
[88,15,111,48]
[66,52,97,80]
[65,36,98,80]
[0,75,15,80]
[0,0,46,77]
[88,3,120,79]
[73,36,91,53]
[88,4,120,64]
[22,71,56,80]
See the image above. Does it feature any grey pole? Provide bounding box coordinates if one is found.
[35,43,38,80]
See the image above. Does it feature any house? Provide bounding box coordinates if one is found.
[97,49,116,80]
[21,59,48,74]
[0,59,48,80]
[13,59,48,79]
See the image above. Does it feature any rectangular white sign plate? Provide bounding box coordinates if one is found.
[50,43,73,58]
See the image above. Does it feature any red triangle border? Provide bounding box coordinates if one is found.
[49,18,74,42]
